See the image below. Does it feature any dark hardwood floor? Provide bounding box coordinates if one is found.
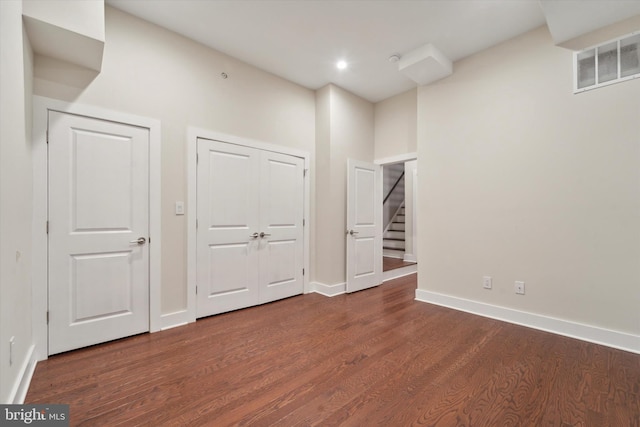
[27,274,640,426]
[383,256,416,272]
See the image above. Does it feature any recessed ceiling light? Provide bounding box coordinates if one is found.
[336,60,347,70]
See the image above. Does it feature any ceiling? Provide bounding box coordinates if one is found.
[106,0,640,103]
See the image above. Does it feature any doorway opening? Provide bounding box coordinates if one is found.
[378,155,417,282]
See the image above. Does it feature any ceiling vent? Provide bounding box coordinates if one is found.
[398,43,452,86]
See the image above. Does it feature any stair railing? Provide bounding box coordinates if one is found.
[383,172,404,205]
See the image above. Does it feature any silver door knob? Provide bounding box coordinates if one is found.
[347,229,359,236]
[129,237,146,245]
[249,232,259,239]
[259,232,271,238]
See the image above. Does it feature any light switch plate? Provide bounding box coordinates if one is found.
[175,201,185,215]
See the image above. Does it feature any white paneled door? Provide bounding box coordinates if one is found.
[346,159,382,293]
[196,139,304,318]
[196,141,261,315]
[48,111,150,355]
[259,151,305,303]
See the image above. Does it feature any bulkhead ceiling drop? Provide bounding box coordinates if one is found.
[397,43,452,86]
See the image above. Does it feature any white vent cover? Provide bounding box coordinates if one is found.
[574,31,640,93]
[398,44,452,86]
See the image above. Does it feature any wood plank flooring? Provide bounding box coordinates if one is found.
[383,256,416,272]
[27,274,640,426]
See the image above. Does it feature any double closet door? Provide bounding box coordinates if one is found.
[196,139,304,318]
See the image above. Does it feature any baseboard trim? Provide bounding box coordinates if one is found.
[160,310,191,331]
[8,344,37,404]
[382,249,404,259]
[310,281,346,297]
[383,265,417,282]
[415,289,639,354]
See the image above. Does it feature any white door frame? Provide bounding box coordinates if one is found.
[32,96,162,361]
[375,152,418,262]
[187,127,311,323]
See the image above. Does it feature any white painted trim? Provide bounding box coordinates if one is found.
[32,96,162,361]
[310,281,346,297]
[7,345,37,404]
[415,289,640,355]
[383,266,417,282]
[148,120,162,334]
[378,154,418,282]
[375,152,417,165]
[160,310,190,331]
[403,165,418,262]
[383,249,404,259]
[32,98,48,362]
[186,128,197,323]
[187,127,311,322]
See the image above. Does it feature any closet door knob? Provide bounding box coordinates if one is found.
[259,232,271,238]
[249,232,259,239]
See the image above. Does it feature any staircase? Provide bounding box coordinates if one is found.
[383,205,406,258]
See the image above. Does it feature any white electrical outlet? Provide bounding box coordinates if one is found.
[515,281,525,295]
[483,276,492,289]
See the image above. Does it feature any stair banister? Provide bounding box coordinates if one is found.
[383,171,404,205]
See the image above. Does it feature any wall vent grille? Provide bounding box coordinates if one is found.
[574,31,640,93]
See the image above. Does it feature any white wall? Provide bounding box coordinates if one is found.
[375,89,418,263]
[0,0,34,403]
[374,88,417,160]
[34,6,316,315]
[315,84,374,286]
[314,85,332,284]
[22,0,104,41]
[417,26,640,343]
[22,0,104,72]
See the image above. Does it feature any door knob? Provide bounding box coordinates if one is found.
[129,237,146,245]
[347,229,359,236]
[249,232,259,239]
[259,232,271,238]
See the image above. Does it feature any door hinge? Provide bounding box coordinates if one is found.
[46,130,49,144]
[195,286,198,295]
[303,219,305,226]
[148,237,151,244]
[46,221,49,234]
[196,219,198,229]
[196,153,199,164]
[46,311,49,324]
[303,168,307,177]
[302,268,305,276]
